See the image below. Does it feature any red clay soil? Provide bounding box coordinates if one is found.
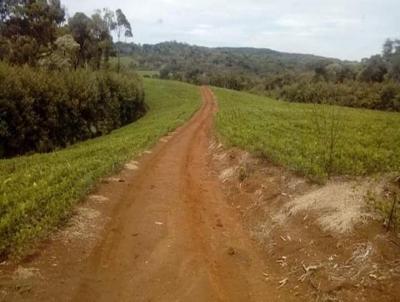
[0,87,296,301]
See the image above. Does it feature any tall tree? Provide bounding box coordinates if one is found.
[358,55,388,82]
[91,10,113,68]
[114,9,132,72]
[68,10,115,69]
[382,39,400,81]
[68,12,92,67]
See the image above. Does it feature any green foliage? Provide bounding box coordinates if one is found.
[0,78,201,259]
[117,40,400,112]
[214,88,400,181]
[68,11,114,69]
[272,80,400,111]
[0,62,146,157]
[116,41,338,82]
[0,2,132,70]
[115,9,132,39]
[358,55,388,82]
[0,0,65,65]
[67,8,132,70]
[382,39,400,81]
[39,34,80,70]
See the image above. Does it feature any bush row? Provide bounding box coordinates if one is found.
[0,63,146,157]
[271,80,400,111]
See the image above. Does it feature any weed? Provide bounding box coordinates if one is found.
[238,166,248,182]
[367,176,400,231]
[310,101,344,177]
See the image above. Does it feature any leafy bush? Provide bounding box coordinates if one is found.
[0,62,146,157]
[273,80,400,111]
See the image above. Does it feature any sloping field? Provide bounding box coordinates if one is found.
[0,79,200,258]
[214,87,400,180]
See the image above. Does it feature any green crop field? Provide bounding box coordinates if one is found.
[0,79,200,258]
[214,87,400,181]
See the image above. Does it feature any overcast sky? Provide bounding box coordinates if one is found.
[62,0,399,61]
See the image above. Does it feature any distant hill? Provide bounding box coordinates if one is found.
[113,40,400,113]
[116,41,342,78]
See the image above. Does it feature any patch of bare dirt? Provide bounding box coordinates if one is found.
[56,206,101,243]
[124,160,139,170]
[279,181,378,233]
[210,141,400,301]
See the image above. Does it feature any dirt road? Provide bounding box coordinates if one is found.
[2,87,293,301]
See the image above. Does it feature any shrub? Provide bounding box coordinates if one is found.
[0,63,146,157]
[275,80,400,111]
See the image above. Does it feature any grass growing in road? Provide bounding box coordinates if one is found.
[0,79,200,258]
[214,87,400,181]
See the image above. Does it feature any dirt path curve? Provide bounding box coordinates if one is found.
[4,87,291,302]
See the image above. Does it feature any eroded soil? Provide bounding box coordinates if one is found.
[210,144,400,301]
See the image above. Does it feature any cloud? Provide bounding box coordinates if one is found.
[62,0,400,60]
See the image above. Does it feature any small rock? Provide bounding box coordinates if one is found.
[125,162,139,170]
[89,195,109,202]
[13,267,40,281]
[108,177,123,182]
[227,247,235,256]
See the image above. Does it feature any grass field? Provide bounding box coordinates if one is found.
[214,87,400,181]
[137,70,160,77]
[109,56,159,77]
[0,79,200,258]
[109,56,136,68]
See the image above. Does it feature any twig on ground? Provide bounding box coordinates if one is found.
[278,278,288,288]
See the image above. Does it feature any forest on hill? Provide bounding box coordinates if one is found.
[120,40,400,111]
[117,41,341,76]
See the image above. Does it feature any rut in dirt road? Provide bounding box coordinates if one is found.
[6,87,291,302]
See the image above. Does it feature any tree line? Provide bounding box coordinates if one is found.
[263,39,400,111]
[121,40,400,111]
